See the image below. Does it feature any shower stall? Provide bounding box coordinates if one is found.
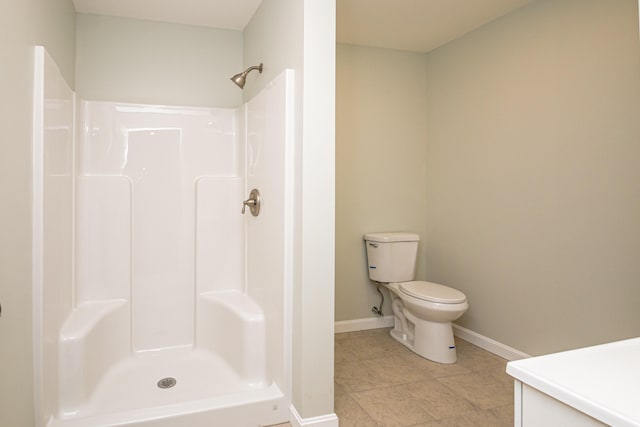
[33,47,293,427]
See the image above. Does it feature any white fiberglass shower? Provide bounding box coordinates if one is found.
[32,47,294,427]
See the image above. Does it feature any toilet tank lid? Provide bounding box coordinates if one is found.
[363,232,420,243]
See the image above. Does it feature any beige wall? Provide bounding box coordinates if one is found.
[76,14,243,107]
[242,0,303,102]
[0,1,76,426]
[424,0,640,355]
[336,44,428,321]
[336,0,640,356]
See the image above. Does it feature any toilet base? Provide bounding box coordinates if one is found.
[389,318,458,364]
[383,283,461,364]
[414,319,457,364]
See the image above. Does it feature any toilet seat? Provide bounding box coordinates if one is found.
[399,281,466,304]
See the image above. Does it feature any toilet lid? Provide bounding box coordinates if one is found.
[399,281,466,304]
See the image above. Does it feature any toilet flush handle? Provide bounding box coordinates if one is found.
[368,242,378,248]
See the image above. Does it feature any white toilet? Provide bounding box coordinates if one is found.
[364,232,468,364]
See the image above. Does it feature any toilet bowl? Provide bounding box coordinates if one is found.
[386,281,468,364]
[363,232,469,364]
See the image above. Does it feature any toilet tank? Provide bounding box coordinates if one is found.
[364,232,419,283]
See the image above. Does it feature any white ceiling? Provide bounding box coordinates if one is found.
[72,0,535,53]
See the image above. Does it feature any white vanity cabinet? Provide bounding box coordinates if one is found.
[507,338,640,427]
[513,381,607,426]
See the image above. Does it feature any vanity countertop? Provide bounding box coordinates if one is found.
[506,337,640,427]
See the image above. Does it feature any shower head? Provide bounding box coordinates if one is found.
[230,63,263,89]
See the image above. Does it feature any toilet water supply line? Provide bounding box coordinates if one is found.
[372,284,384,316]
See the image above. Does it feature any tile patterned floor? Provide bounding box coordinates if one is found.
[334,328,513,427]
[268,327,513,427]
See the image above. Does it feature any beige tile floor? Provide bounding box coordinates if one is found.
[268,327,513,427]
[334,328,514,427]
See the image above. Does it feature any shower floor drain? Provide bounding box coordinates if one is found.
[157,377,177,389]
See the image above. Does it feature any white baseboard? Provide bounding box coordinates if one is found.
[289,405,339,427]
[333,317,530,361]
[334,315,394,333]
[452,324,530,361]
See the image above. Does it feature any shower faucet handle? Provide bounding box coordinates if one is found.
[241,198,256,213]
[241,199,254,212]
[241,189,261,216]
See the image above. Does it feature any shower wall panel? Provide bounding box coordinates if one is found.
[77,102,240,352]
[245,70,295,390]
[33,46,75,427]
[76,177,130,303]
[195,177,244,294]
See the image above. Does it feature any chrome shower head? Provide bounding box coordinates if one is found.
[230,63,263,89]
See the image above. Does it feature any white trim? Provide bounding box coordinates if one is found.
[333,317,530,361]
[32,45,45,427]
[282,69,295,410]
[334,315,394,333]
[452,324,530,361]
[513,380,523,427]
[289,405,339,427]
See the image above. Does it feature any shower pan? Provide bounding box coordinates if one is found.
[32,47,294,427]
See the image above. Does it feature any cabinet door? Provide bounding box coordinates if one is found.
[522,384,606,426]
